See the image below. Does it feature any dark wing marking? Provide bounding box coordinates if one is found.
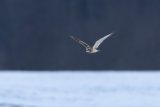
[70,36,91,49]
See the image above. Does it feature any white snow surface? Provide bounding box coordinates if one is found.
[0,71,160,107]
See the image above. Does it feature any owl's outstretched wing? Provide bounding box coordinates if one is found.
[70,36,91,49]
[93,32,114,49]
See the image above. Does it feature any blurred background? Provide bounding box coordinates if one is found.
[0,0,160,70]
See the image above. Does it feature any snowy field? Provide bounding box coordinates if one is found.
[0,71,160,107]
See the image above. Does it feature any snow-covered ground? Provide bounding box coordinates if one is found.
[0,71,160,107]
